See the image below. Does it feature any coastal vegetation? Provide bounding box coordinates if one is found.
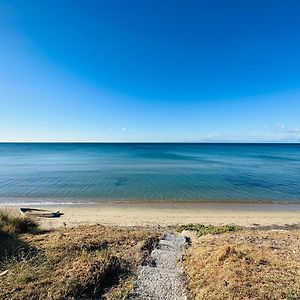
[1,212,300,299]
[176,223,241,236]
[184,228,300,300]
[0,210,38,234]
[0,211,159,300]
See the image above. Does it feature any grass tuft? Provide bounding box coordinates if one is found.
[0,210,38,263]
[0,210,38,234]
[176,223,241,236]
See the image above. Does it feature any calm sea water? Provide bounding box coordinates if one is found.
[0,143,300,205]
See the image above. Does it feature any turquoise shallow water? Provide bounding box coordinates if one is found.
[0,143,300,205]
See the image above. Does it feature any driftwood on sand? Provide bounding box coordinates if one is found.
[20,208,64,218]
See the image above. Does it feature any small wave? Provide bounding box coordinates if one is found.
[0,198,96,206]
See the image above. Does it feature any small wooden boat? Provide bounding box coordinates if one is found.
[20,208,64,218]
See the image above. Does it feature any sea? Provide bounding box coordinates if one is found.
[0,143,299,205]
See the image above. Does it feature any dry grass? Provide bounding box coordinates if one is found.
[2,211,300,300]
[0,210,38,234]
[0,223,159,300]
[184,229,300,300]
[0,211,39,263]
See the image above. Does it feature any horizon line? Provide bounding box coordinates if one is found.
[0,141,300,144]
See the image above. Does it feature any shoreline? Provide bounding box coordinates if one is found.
[1,197,300,205]
[1,201,300,229]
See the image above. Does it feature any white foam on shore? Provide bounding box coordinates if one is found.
[0,197,97,206]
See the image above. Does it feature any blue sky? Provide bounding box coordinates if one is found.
[0,0,300,142]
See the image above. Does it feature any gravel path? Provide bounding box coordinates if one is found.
[131,233,188,300]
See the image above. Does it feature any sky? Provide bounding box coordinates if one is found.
[0,0,300,142]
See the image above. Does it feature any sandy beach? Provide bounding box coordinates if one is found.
[2,201,300,229]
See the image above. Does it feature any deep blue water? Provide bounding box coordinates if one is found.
[0,143,300,205]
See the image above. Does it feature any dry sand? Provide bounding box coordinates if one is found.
[2,201,300,229]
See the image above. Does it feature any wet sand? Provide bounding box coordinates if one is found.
[2,201,300,229]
